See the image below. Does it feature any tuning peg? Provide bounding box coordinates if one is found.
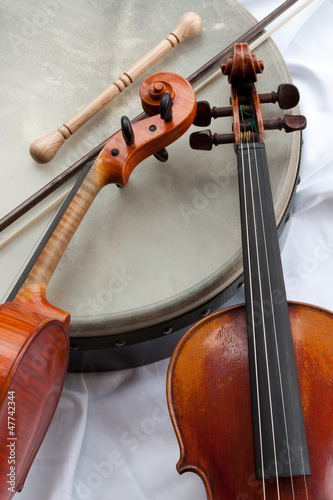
[190,130,214,150]
[254,84,300,109]
[193,101,233,127]
[194,85,301,129]
[237,114,306,133]
[193,101,213,127]
[189,130,235,150]
[160,92,173,122]
[264,114,307,132]
[154,148,169,162]
[189,114,306,151]
[121,116,134,145]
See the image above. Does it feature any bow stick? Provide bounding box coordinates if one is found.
[0,0,302,243]
[29,12,203,164]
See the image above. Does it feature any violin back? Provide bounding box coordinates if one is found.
[167,302,333,499]
[0,301,69,498]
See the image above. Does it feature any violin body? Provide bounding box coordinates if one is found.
[167,302,333,499]
[0,297,69,497]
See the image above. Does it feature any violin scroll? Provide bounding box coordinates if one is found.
[97,72,197,187]
[220,42,264,83]
[139,76,176,116]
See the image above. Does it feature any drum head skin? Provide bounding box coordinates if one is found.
[0,0,300,371]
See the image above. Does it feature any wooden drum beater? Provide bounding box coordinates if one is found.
[29,12,202,164]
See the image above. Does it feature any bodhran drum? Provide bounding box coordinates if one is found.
[0,0,301,371]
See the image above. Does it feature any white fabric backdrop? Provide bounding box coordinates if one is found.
[14,0,333,498]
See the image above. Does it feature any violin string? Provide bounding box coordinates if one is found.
[251,140,296,500]
[250,137,296,500]
[239,133,266,500]
[244,115,311,500]
[298,426,309,499]
[243,134,281,499]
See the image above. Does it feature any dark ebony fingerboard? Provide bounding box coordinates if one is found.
[237,142,310,479]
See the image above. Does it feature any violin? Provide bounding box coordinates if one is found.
[0,72,196,498]
[167,44,333,498]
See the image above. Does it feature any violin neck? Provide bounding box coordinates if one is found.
[236,141,310,479]
[9,161,103,302]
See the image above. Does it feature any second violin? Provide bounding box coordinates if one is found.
[0,72,196,499]
[167,44,333,499]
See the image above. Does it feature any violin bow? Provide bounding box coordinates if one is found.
[0,0,308,241]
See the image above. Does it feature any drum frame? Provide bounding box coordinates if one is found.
[68,162,300,372]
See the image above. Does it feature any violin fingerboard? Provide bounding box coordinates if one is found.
[236,142,310,479]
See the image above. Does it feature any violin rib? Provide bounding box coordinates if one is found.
[0,301,69,497]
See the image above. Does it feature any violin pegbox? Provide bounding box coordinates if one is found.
[96,71,197,187]
[139,75,175,162]
[190,43,306,150]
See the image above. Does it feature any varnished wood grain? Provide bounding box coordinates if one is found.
[0,302,69,498]
[167,303,333,499]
